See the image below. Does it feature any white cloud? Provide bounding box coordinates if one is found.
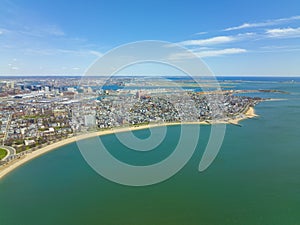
[168,48,247,60]
[179,32,256,47]
[194,31,208,35]
[89,50,103,57]
[266,27,300,38]
[196,48,247,57]
[258,45,300,53]
[179,36,235,46]
[22,48,102,58]
[225,15,300,31]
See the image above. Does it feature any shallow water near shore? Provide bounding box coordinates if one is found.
[1,80,300,225]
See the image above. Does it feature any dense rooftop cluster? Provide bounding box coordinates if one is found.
[0,77,262,156]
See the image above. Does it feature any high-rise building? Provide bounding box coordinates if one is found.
[136,90,141,99]
[6,82,14,89]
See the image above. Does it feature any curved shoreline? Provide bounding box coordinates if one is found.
[0,107,257,180]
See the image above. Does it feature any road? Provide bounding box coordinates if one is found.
[0,146,16,161]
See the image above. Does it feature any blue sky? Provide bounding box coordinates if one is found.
[1,0,300,76]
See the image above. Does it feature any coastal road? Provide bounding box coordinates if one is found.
[0,146,16,161]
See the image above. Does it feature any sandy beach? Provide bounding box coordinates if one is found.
[0,107,257,180]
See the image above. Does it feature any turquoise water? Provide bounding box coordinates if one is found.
[1,80,300,225]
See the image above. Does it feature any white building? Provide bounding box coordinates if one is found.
[84,115,96,127]
[24,140,35,146]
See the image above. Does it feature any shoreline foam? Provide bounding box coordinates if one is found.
[0,107,257,180]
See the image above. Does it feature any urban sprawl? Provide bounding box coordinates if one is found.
[0,77,262,163]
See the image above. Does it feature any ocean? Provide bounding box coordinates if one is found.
[0,77,300,225]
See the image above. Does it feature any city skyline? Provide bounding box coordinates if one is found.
[1,0,300,76]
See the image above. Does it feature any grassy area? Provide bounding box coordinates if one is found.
[21,115,49,120]
[0,148,8,160]
[131,122,150,127]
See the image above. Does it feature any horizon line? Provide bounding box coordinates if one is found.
[0,75,300,78]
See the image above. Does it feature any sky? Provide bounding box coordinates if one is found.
[1,0,300,76]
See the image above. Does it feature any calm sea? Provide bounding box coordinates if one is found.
[0,77,300,225]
